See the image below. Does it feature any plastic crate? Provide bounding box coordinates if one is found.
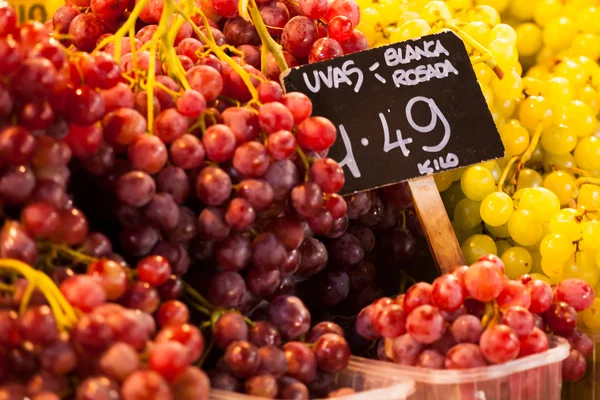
[368,336,569,400]
[562,329,600,400]
[210,356,415,400]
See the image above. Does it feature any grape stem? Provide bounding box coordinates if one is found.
[176,6,260,101]
[0,258,78,330]
[182,281,216,310]
[38,241,98,265]
[94,0,151,62]
[448,23,504,79]
[247,0,289,73]
[514,123,543,184]
[481,300,499,329]
[295,147,311,181]
[575,177,600,188]
[497,156,518,193]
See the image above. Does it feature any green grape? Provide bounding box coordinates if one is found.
[360,8,382,28]
[542,17,577,50]
[375,0,401,27]
[549,208,582,241]
[543,153,576,172]
[442,182,465,218]
[434,171,453,192]
[476,0,508,13]
[526,65,551,80]
[490,23,517,45]
[540,125,577,156]
[397,11,421,25]
[480,191,513,227]
[575,5,600,34]
[578,85,600,115]
[522,77,544,97]
[499,119,529,156]
[422,1,453,24]
[534,0,564,27]
[478,160,496,171]
[390,19,431,42]
[516,168,543,191]
[530,143,545,165]
[454,198,483,230]
[474,63,493,85]
[562,251,600,287]
[473,5,500,26]
[508,209,544,246]
[461,166,496,201]
[486,222,510,239]
[556,101,597,139]
[462,21,490,46]
[569,33,600,61]
[538,47,559,67]
[454,222,483,244]
[489,38,518,71]
[496,239,512,256]
[516,23,543,57]
[518,187,560,223]
[574,136,600,171]
[495,98,517,119]
[541,256,564,281]
[578,184,600,211]
[509,0,537,21]
[543,170,576,206]
[582,220,600,248]
[447,0,473,11]
[554,59,588,87]
[490,70,522,101]
[529,273,553,284]
[490,163,501,184]
[461,234,497,265]
[501,247,533,279]
[519,96,555,131]
[480,82,494,108]
[357,23,378,46]
[541,77,574,108]
[581,297,600,331]
[451,168,465,182]
[539,233,573,261]
[530,251,544,274]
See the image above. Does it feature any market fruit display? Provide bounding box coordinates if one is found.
[0,0,599,397]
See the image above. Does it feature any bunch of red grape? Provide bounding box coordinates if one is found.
[0,255,211,399]
[209,297,355,398]
[0,0,387,397]
[356,254,594,382]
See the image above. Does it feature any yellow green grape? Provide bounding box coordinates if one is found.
[501,246,533,279]
[461,234,497,264]
[461,166,496,201]
[480,191,513,226]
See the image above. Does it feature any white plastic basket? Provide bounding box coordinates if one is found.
[366,336,570,400]
[210,356,415,400]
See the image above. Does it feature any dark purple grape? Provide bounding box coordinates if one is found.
[257,345,287,377]
[296,238,327,277]
[283,342,317,383]
[249,321,281,347]
[208,271,247,308]
[317,271,350,306]
[214,312,249,350]
[268,296,310,339]
[216,233,252,272]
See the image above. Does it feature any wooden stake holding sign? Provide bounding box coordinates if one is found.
[282,31,505,274]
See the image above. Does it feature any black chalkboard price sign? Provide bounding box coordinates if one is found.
[282,31,505,273]
[282,30,504,196]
